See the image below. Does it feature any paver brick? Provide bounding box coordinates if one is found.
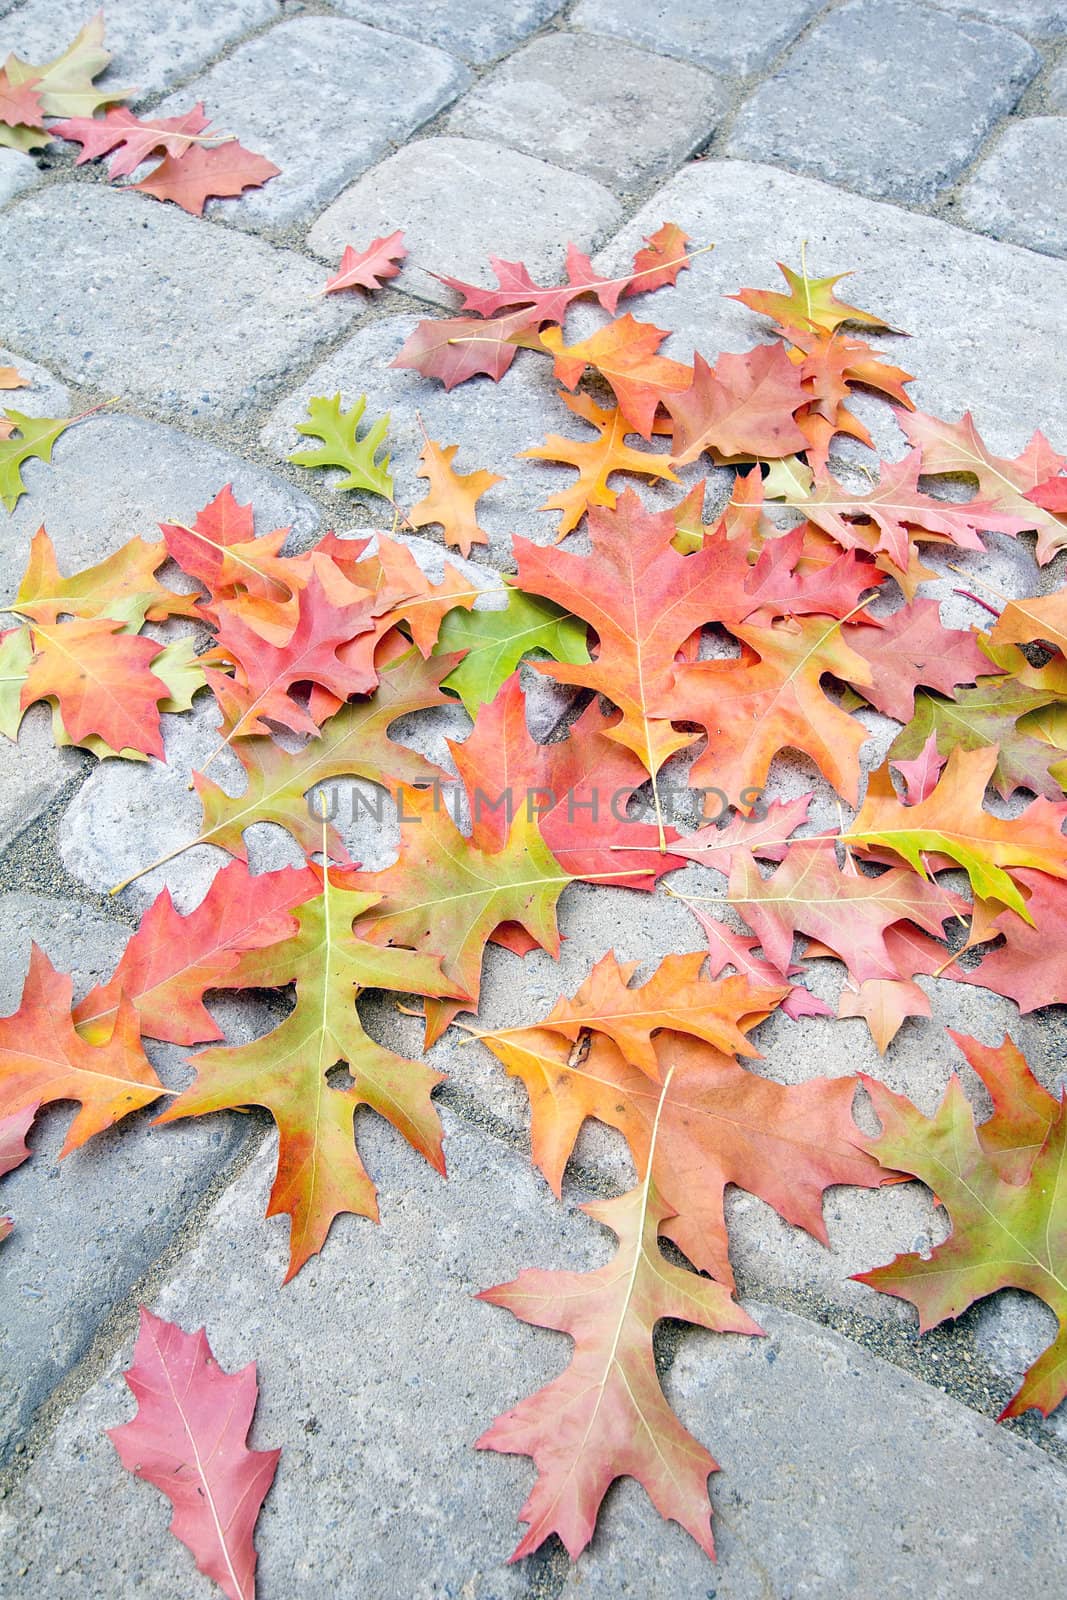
[0,0,282,103]
[149,17,471,231]
[727,0,1040,205]
[0,413,321,580]
[557,1306,1067,1597]
[929,0,1067,31]
[4,1107,1066,1595]
[0,894,261,1457]
[571,0,824,77]
[327,0,562,65]
[0,147,38,205]
[958,117,1067,258]
[446,31,731,192]
[591,158,1067,456]
[0,186,358,423]
[305,136,622,308]
[0,707,83,854]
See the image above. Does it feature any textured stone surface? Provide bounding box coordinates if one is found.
[446,32,730,191]
[0,147,38,205]
[4,1108,1066,1595]
[328,0,561,64]
[557,1306,1067,1597]
[571,0,824,76]
[728,0,1040,204]
[0,894,260,1457]
[593,159,1067,456]
[0,347,70,420]
[306,136,622,308]
[0,187,358,422]
[0,1115,596,1597]
[0,413,321,580]
[0,0,282,101]
[1046,56,1067,107]
[958,118,1067,258]
[930,0,1067,30]
[150,18,470,231]
[261,312,705,566]
[0,706,83,852]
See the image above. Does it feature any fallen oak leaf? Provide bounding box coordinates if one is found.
[845,744,1067,921]
[22,618,170,758]
[0,16,133,153]
[409,435,503,558]
[435,585,590,717]
[156,863,461,1279]
[109,1307,279,1600]
[0,410,74,511]
[539,313,691,439]
[842,599,988,723]
[0,945,164,1155]
[0,1102,37,1177]
[665,345,809,465]
[51,102,224,178]
[320,229,407,295]
[393,306,539,388]
[519,391,679,538]
[1027,474,1067,515]
[0,67,44,131]
[623,220,694,296]
[854,1055,1067,1420]
[730,260,900,336]
[11,524,199,629]
[888,680,1067,801]
[478,1174,763,1563]
[132,140,280,215]
[289,392,393,500]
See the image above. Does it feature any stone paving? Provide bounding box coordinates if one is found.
[2,0,1067,1595]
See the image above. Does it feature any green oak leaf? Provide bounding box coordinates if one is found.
[0,625,32,739]
[890,682,1067,801]
[1,412,73,512]
[289,392,393,500]
[435,585,590,716]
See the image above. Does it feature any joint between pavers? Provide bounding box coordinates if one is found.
[0,1112,276,1488]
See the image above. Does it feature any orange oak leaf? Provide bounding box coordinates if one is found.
[513,494,728,787]
[321,229,407,295]
[160,485,295,627]
[519,391,678,538]
[0,945,164,1156]
[74,860,319,1047]
[157,865,460,1279]
[131,141,280,215]
[538,948,778,1077]
[109,1307,279,1600]
[478,1178,763,1563]
[477,1010,884,1290]
[12,525,199,629]
[206,563,377,739]
[666,615,875,804]
[22,619,170,758]
[623,220,692,296]
[847,745,1067,920]
[788,323,914,462]
[52,102,213,178]
[837,976,931,1052]
[408,437,503,557]
[539,313,692,439]
[900,410,1067,565]
[665,346,809,465]
[988,587,1067,660]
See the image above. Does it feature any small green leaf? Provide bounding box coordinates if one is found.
[435,586,590,716]
[0,412,73,512]
[289,392,393,500]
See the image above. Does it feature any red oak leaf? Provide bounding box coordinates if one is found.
[321,229,407,295]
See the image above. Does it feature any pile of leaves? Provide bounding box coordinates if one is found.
[0,15,277,213]
[2,203,1067,1596]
